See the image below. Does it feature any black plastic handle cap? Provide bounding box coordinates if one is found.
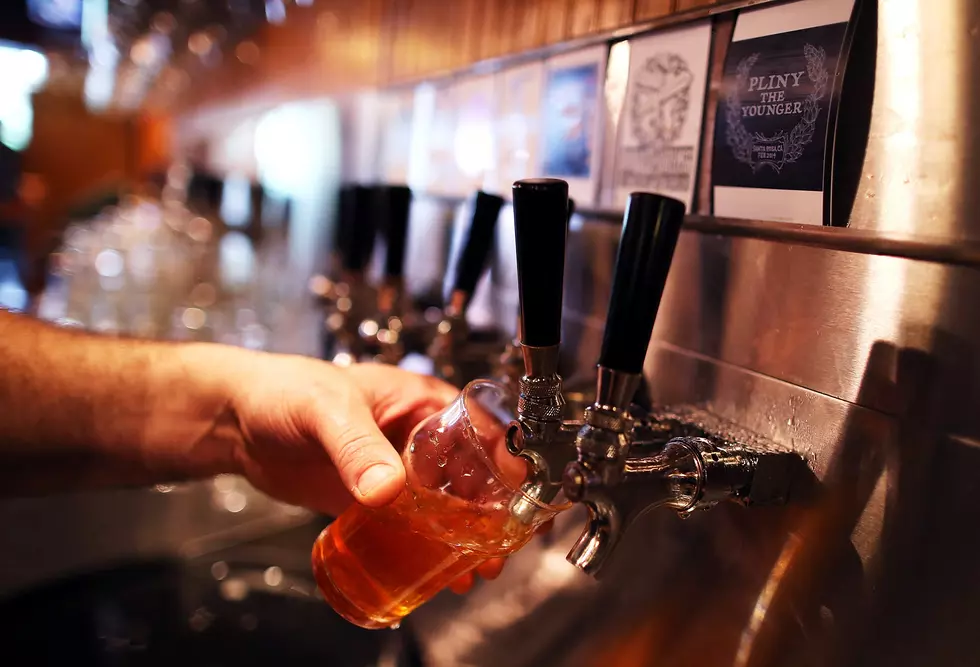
[512,178,568,348]
[333,185,354,260]
[379,185,413,279]
[599,192,686,374]
[344,185,378,273]
[452,191,505,300]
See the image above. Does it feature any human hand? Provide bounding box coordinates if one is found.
[223,354,512,592]
[226,354,455,516]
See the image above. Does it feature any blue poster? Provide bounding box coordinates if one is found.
[542,63,599,179]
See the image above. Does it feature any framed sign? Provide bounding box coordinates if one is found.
[541,45,608,207]
[378,89,415,185]
[408,82,462,196]
[712,0,857,225]
[612,20,713,212]
[495,61,546,197]
[453,74,497,196]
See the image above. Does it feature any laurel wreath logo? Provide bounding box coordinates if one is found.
[725,44,829,173]
[630,53,693,149]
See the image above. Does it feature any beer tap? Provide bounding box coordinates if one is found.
[322,184,379,364]
[358,185,413,364]
[506,179,800,576]
[310,185,355,306]
[505,179,581,504]
[429,190,505,386]
[496,197,576,396]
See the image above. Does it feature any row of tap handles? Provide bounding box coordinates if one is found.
[314,179,800,576]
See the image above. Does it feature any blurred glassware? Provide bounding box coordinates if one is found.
[37,177,297,354]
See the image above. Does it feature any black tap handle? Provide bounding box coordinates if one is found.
[333,185,354,263]
[512,178,568,348]
[599,192,686,374]
[451,191,504,301]
[343,184,378,273]
[380,185,413,279]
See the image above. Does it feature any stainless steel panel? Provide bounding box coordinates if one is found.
[410,336,980,667]
[650,231,980,440]
[849,0,980,242]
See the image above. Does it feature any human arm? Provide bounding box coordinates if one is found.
[0,309,513,586]
[0,308,444,506]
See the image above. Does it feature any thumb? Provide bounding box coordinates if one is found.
[311,394,406,507]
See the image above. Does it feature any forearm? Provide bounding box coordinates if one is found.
[0,310,243,495]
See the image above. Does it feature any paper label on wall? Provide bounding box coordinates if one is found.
[378,90,414,184]
[612,20,713,213]
[453,74,497,196]
[541,45,608,207]
[495,61,546,197]
[712,0,856,225]
[408,83,462,196]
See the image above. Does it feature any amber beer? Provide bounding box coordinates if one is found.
[311,380,565,629]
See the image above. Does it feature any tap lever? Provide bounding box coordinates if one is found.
[378,185,413,281]
[333,185,355,274]
[507,179,572,500]
[344,185,379,274]
[512,179,568,350]
[451,191,504,312]
[599,192,685,376]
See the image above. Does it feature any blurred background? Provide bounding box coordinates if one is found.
[5,2,980,667]
[0,2,685,664]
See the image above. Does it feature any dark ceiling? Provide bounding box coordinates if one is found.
[108,0,267,64]
[1,1,277,112]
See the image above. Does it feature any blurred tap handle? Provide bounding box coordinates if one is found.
[512,179,569,349]
[599,192,686,375]
[379,185,413,281]
[331,185,353,270]
[342,184,378,274]
[450,190,505,311]
[567,197,576,225]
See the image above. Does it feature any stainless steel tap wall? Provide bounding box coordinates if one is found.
[396,2,980,665]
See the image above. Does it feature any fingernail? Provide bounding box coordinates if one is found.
[355,464,396,497]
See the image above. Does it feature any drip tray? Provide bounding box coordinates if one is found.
[0,523,421,666]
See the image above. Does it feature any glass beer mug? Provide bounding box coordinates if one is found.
[312,380,568,629]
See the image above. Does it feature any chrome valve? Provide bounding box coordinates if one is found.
[320,184,379,364]
[355,184,413,365]
[507,180,800,576]
[429,191,505,387]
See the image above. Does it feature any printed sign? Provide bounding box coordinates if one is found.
[713,0,856,225]
[495,61,546,196]
[379,89,414,185]
[612,20,713,212]
[407,83,462,196]
[453,74,497,195]
[541,45,608,207]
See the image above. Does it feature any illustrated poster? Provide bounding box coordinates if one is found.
[712,0,856,225]
[612,20,713,212]
[495,61,546,196]
[379,89,414,185]
[453,74,497,196]
[541,46,608,207]
[408,82,462,196]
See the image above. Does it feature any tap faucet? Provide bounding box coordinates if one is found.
[496,197,576,395]
[505,180,581,504]
[358,184,413,364]
[429,191,505,386]
[320,184,379,363]
[506,180,800,576]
